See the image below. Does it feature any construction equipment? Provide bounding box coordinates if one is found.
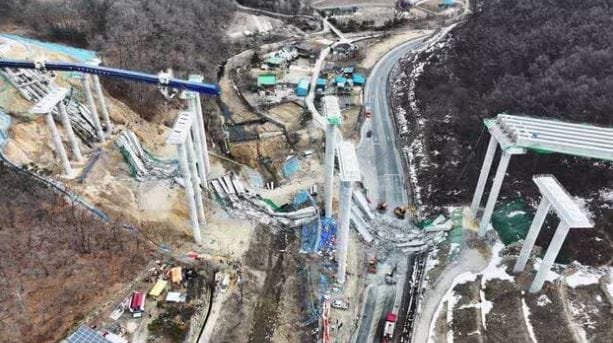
[382,312,397,342]
[394,206,407,219]
[385,263,398,285]
[377,202,388,214]
[367,254,377,274]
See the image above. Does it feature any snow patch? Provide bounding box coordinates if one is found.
[507,210,526,218]
[536,294,551,306]
[565,264,608,288]
[521,297,537,343]
[481,241,514,288]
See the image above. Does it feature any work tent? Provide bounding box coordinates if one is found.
[149,279,168,297]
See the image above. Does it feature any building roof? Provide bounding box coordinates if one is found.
[352,73,366,84]
[257,75,277,87]
[265,56,284,65]
[66,326,109,343]
[149,279,168,297]
[343,66,355,74]
[297,79,310,90]
[317,78,327,86]
[335,76,347,86]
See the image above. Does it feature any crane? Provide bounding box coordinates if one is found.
[0,58,219,95]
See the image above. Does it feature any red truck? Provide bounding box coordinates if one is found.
[382,312,397,343]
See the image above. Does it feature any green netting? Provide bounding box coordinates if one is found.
[529,148,554,155]
[262,198,280,211]
[491,199,534,245]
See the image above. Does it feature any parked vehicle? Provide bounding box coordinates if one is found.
[364,103,372,118]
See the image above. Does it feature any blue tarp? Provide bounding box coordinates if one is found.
[316,78,327,89]
[282,156,301,178]
[335,76,347,87]
[319,217,337,251]
[0,110,10,150]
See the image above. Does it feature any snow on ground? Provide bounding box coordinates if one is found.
[565,264,609,288]
[521,296,537,343]
[532,258,562,283]
[536,294,551,306]
[599,188,613,209]
[480,241,514,287]
[428,271,477,342]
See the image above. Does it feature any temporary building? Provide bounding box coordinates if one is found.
[335,76,347,88]
[171,267,183,283]
[257,74,277,88]
[352,73,366,86]
[316,78,327,89]
[296,79,310,96]
[66,326,109,343]
[149,279,168,297]
[129,291,145,313]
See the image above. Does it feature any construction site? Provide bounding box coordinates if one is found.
[0,0,612,343]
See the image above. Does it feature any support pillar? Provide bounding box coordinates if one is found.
[513,198,551,273]
[529,222,570,293]
[478,151,511,236]
[188,94,208,188]
[177,143,202,244]
[44,112,72,175]
[470,135,498,216]
[194,92,211,173]
[92,75,112,132]
[324,122,337,218]
[186,132,206,225]
[336,180,353,285]
[57,101,82,161]
[81,74,104,141]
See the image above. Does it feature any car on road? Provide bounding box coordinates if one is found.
[363,103,372,118]
[366,130,372,138]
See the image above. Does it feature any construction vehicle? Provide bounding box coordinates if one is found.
[385,263,398,285]
[367,254,377,273]
[377,202,388,214]
[394,206,406,219]
[382,312,397,342]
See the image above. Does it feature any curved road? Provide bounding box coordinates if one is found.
[357,36,426,210]
[353,35,428,342]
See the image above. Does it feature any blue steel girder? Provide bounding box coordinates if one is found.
[0,58,219,95]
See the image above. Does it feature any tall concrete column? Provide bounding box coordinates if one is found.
[185,132,206,225]
[470,135,498,216]
[92,75,112,132]
[177,143,202,244]
[336,180,353,285]
[513,198,551,273]
[194,92,211,173]
[81,74,104,141]
[324,121,338,218]
[57,101,82,161]
[44,112,72,175]
[188,94,208,188]
[190,75,211,173]
[478,151,512,236]
[529,222,570,293]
